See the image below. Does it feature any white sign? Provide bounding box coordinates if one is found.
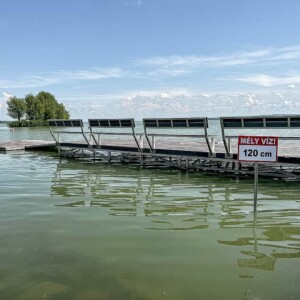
[238,136,278,162]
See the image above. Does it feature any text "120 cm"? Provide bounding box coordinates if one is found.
[243,149,273,158]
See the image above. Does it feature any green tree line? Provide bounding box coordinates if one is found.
[7,91,70,127]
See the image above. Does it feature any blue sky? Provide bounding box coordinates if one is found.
[1,0,300,119]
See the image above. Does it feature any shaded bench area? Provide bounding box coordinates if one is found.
[88,118,142,152]
[49,118,143,154]
[48,117,216,156]
[220,115,300,157]
[143,117,215,156]
[48,119,90,155]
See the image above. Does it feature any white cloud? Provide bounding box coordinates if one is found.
[122,0,142,7]
[0,68,123,89]
[61,68,122,80]
[244,94,261,107]
[0,91,14,119]
[201,93,210,97]
[0,77,61,89]
[1,91,14,99]
[268,45,300,61]
[138,50,272,68]
[124,88,193,99]
[2,45,300,95]
[237,74,300,87]
[43,89,300,120]
[115,90,300,119]
[137,46,300,80]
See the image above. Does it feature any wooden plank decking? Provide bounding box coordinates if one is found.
[58,136,300,164]
[1,138,300,179]
[1,137,300,161]
[0,140,56,151]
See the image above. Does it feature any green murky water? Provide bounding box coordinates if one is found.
[0,149,299,300]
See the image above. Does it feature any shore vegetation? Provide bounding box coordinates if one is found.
[7,91,70,127]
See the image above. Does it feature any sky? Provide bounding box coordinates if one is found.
[1,0,300,120]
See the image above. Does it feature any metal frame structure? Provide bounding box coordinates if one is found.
[45,117,300,179]
[142,117,215,156]
[48,119,89,145]
[220,115,300,157]
[88,118,142,151]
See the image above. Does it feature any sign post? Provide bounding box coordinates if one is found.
[254,162,258,209]
[238,136,278,211]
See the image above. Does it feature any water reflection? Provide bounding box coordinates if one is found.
[51,159,214,220]
[51,159,300,275]
[218,211,300,277]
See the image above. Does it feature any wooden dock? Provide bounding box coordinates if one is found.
[2,114,300,180]
[55,138,300,181]
[59,136,300,162]
[1,138,300,180]
[0,140,56,151]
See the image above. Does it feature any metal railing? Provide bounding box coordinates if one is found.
[220,115,300,157]
[88,118,142,151]
[48,119,90,146]
[143,117,215,156]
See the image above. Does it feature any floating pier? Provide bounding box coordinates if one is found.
[47,116,300,181]
[0,140,56,151]
[1,116,299,180]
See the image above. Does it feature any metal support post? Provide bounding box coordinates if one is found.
[254,162,258,212]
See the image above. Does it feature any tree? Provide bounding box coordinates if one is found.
[56,103,70,119]
[7,91,70,126]
[25,91,70,121]
[36,91,58,120]
[35,91,70,120]
[7,97,27,122]
[25,93,45,120]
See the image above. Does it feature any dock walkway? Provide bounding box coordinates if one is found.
[48,116,300,180]
[1,115,300,180]
[0,140,56,151]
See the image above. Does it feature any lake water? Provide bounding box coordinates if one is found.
[0,124,300,300]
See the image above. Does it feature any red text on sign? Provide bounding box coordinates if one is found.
[238,136,278,146]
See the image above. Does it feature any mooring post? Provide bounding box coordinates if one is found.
[254,162,258,212]
[177,157,181,169]
[140,155,145,166]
